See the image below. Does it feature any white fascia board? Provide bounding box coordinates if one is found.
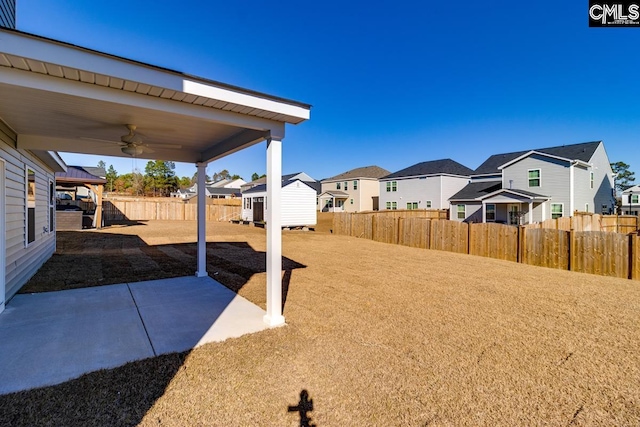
[30,149,67,172]
[478,188,548,201]
[0,30,310,122]
[498,151,571,170]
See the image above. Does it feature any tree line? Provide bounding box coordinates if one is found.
[98,160,265,197]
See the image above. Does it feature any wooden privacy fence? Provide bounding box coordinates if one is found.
[526,213,638,233]
[102,199,241,222]
[333,212,640,281]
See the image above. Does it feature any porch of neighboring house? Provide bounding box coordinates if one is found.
[479,190,549,225]
[318,191,348,212]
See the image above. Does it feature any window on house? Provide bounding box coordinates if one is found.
[350,198,353,205]
[590,171,594,189]
[392,181,397,192]
[353,180,358,190]
[392,202,397,210]
[386,201,391,210]
[27,168,36,244]
[407,202,418,210]
[426,201,432,208]
[486,204,496,221]
[632,195,639,204]
[344,181,348,191]
[386,182,391,192]
[336,200,344,208]
[457,204,465,219]
[528,169,541,187]
[244,198,252,209]
[585,203,589,212]
[48,180,54,233]
[327,198,333,208]
[336,182,341,190]
[551,203,563,219]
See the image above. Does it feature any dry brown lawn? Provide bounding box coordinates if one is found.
[2,214,640,426]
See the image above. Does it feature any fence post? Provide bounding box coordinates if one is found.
[397,217,404,245]
[518,226,526,264]
[467,222,472,254]
[371,214,377,242]
[629,233,636,280]
[569,229,575,271]
[429,219,435,250]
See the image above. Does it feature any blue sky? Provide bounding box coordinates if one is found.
[16,1,640,181]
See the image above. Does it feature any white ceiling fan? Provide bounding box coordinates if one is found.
[82,124,182,156]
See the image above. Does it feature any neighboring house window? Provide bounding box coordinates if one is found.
[632,195,639,204]
[426,201,432,208]
[336,182,341,190]
[353,180,358,190]
[386,201,391,209]
[551,203,563,219]
[386,182,391,192]
[48,180,54,233]
[327,199,333,208]
[244,198,251,209]
[486,204,496,221]
[350,198,353,205]
[528,169,541,187]
[392,202,397,210]
[406,202,418,210]
[457,205,465,219]
[590,172,594,189]
[386,181,397,192]
[344,181,348,191]
[26,167,36,245]
[585,203,589,213]
[336,200,344,208]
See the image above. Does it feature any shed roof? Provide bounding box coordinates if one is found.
[55,165,106,184]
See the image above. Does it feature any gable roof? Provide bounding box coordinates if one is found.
[242,179,316,195]
[324,165,391,181]
[474,141,601,175]
[383,159,474,179]
[55,165,107,184]
[449,181,502,201]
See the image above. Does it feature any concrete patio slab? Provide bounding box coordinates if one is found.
[0,276,271,395]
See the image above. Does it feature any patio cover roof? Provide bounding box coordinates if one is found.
[0,28,310,162]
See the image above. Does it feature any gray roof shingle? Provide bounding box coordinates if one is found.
[324,165,391,181]
[474,141,601,175]
[449,181,502,201]
[383,159,474,179]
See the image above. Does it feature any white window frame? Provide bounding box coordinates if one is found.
[457,204,465,219]
[551,203,564,219]
[344,181,348,191]
[426,200,432,208]
[585,203,589,213]
[406,202,418,210]
[528,169,541,188]
[336,182,341,190]
[353,180,358,190]
[25,166,36,247]
[391,201,397,210]
[632,194,639,204]
[48,179,54,234]
[486,204,496,221]
[590,171,594,189]
[386,201,391,210]
[392,181,397,192]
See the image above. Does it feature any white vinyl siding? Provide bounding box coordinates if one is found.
[242,180,316,227]
[1,121,57,300]
[380,175,469,211]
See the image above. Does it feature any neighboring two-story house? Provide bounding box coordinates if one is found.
[621,185,640,216]
[449,141,615,224]
[379,159,474,211]
[318,165,390,212]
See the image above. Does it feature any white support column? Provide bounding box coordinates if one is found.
[264,137,285,327]
[195,162,208,278]
[541,201,546,221]
[569,163,575,216]
[482,201,486,223]
[528,202,534,224]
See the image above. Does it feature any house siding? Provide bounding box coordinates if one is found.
[320,178,381,212]
[242,181,316,226]
[358,179,380,211]
[589,142,615,213]
[1,121,57,301]
[0,0,15,29]
[380,175,468,210]
[502,154,570,218]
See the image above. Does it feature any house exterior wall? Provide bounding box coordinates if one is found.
[502,154,570,218]
[450,202,482,222]
[589,142,615,213]
[1,120,57,302]
[0,0,15,29]
[242,182,317,226]
[380,175,469,210]
[621,185,640,215]
[573,164,592,213]
[320,178,381,212]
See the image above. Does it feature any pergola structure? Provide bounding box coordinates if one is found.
[0,28,311,326]
[55,166,106,228]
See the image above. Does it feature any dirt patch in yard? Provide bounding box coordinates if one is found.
[3,220,640,426]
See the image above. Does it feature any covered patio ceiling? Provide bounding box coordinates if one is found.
[0,28,310,162]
